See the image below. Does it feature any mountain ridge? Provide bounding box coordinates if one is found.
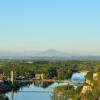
[0,50,100,59]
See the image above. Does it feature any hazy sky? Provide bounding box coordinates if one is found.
[0,0,100,55]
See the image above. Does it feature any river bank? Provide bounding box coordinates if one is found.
[0,80,33,94]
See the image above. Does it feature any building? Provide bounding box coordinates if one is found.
[93,73,98,80]
[81,83,92,94]
[35,74,44,80]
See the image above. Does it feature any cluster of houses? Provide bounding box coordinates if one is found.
[81,72,99,94]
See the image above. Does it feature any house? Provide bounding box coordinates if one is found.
[35,74,44,80]
[81,83,92,94]
[93,73,98,80]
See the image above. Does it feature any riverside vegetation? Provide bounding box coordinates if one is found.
[0,60,100,100]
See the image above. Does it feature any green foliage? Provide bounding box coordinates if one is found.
[0,60,100,80]
[86,71,93,80]
[0,60,100,99]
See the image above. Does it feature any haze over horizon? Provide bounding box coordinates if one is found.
[0,49,100,57]
[0,0,100,55]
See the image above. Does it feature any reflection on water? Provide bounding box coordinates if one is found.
[11,90,14,100]
[5,72,85,100]
[6,81,54,100]
[5,81,83,100]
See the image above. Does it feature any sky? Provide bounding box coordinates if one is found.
[0,0,100,55]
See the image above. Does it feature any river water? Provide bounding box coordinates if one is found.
[6,82,70,100]
[6,72,86,100]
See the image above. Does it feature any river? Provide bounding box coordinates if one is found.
[6,72,86,100]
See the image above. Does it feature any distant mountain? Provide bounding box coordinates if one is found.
[0,50,100,60]
[33,50,73,57]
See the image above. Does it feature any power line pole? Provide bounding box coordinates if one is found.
[11,70,14,84]
[11,64,15,84]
